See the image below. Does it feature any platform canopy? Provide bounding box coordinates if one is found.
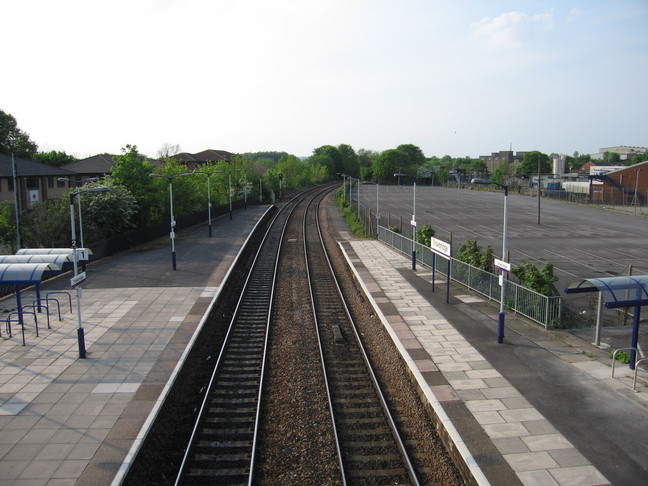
[16,248,93,257]
[564,275,648,309]
[0,254,71,267]
[0,263,61,284]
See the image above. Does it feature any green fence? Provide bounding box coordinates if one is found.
[377,226,562,328]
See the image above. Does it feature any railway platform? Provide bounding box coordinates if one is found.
[0,205,270,485]
[0,198,646,485]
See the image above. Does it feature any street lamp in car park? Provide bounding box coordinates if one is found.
[471,178,509,344]
[394,173,417,270]
[67,185,110,359]
[149,172,193,270]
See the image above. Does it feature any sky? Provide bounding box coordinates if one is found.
[2,0,647,160]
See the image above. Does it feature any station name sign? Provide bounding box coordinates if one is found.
[70,271,87,288]
[494,258,511,272]
[430,237,451,257]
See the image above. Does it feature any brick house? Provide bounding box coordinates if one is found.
[0,153,77,208]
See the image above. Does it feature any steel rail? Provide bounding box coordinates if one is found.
[174,192,305,485]
[305,187,421,486]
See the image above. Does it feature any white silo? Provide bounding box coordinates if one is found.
[553,155,565,177]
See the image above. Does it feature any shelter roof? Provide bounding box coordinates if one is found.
[0,254,71,266]
[0,263,60,284]
[565,275,648,309]
[16,248,93,256]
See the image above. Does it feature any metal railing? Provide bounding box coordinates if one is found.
[378,226,562,328]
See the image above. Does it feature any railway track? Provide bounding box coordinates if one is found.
[172,185,446,485]
[174,191,305,485]
[305,189,420,486]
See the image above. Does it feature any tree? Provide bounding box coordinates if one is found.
[603,151,621,163]
[78,181,139,241]
[276,154,304,189]
[515,150,551,177]
[33,150,77,167]
[470,159,488,176]
[0,109,38,158]
[372,149,409,183]
[0,201,16,252]
[492,168,505,185]
[151,157,201,219]
[312,145,343,176]
[109,145,157,225]
[156,143,182,159]
[396,144,425,172]
[632,152,648,163]
[337,144,359,177]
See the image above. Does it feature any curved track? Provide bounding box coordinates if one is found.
[174,186,426,485]
[175,193,305,485]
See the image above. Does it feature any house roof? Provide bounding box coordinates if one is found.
[172,149,233,163]
[60,154,116,175]
[0,153,76,177]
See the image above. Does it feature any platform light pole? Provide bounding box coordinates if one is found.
[149,173,192,270]
[363,181,380,236]
[471,178,509,343]
[395,173,417,270]
[337,173,346,201]
[68,185,110,359]
[58,177,99,248]
[193,170,218,237]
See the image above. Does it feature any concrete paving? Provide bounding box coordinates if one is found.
[340,237,648,486]
[0,198,646,486]
[0,206,270,485]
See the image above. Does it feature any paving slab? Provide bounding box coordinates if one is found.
[341,236,648,486]
[0,206,269,486]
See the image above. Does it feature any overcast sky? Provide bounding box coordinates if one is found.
[2,0,647,159]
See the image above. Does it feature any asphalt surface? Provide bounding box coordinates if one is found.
[356,184,648,292]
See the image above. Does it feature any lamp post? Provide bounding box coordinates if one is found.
[228,173,233,219]
[471,178,509,343]
[149,173,192,270]
[337,173,346,201]
[193,171,215,237]
[227,169,242,219]
[58,177,99,248]
[363,181,380,235]
[68,185,110,359]
[395,173,417,270]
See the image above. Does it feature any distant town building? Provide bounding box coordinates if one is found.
[590,146,647,161]
[478,150,526,173]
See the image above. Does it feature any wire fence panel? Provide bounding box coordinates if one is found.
[377,227,562,328]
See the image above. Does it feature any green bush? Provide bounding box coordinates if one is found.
[611,350,631,364]
[511,261,558,297]
[416,223,435,246]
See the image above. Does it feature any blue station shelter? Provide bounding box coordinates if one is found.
[565,275,648,369]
